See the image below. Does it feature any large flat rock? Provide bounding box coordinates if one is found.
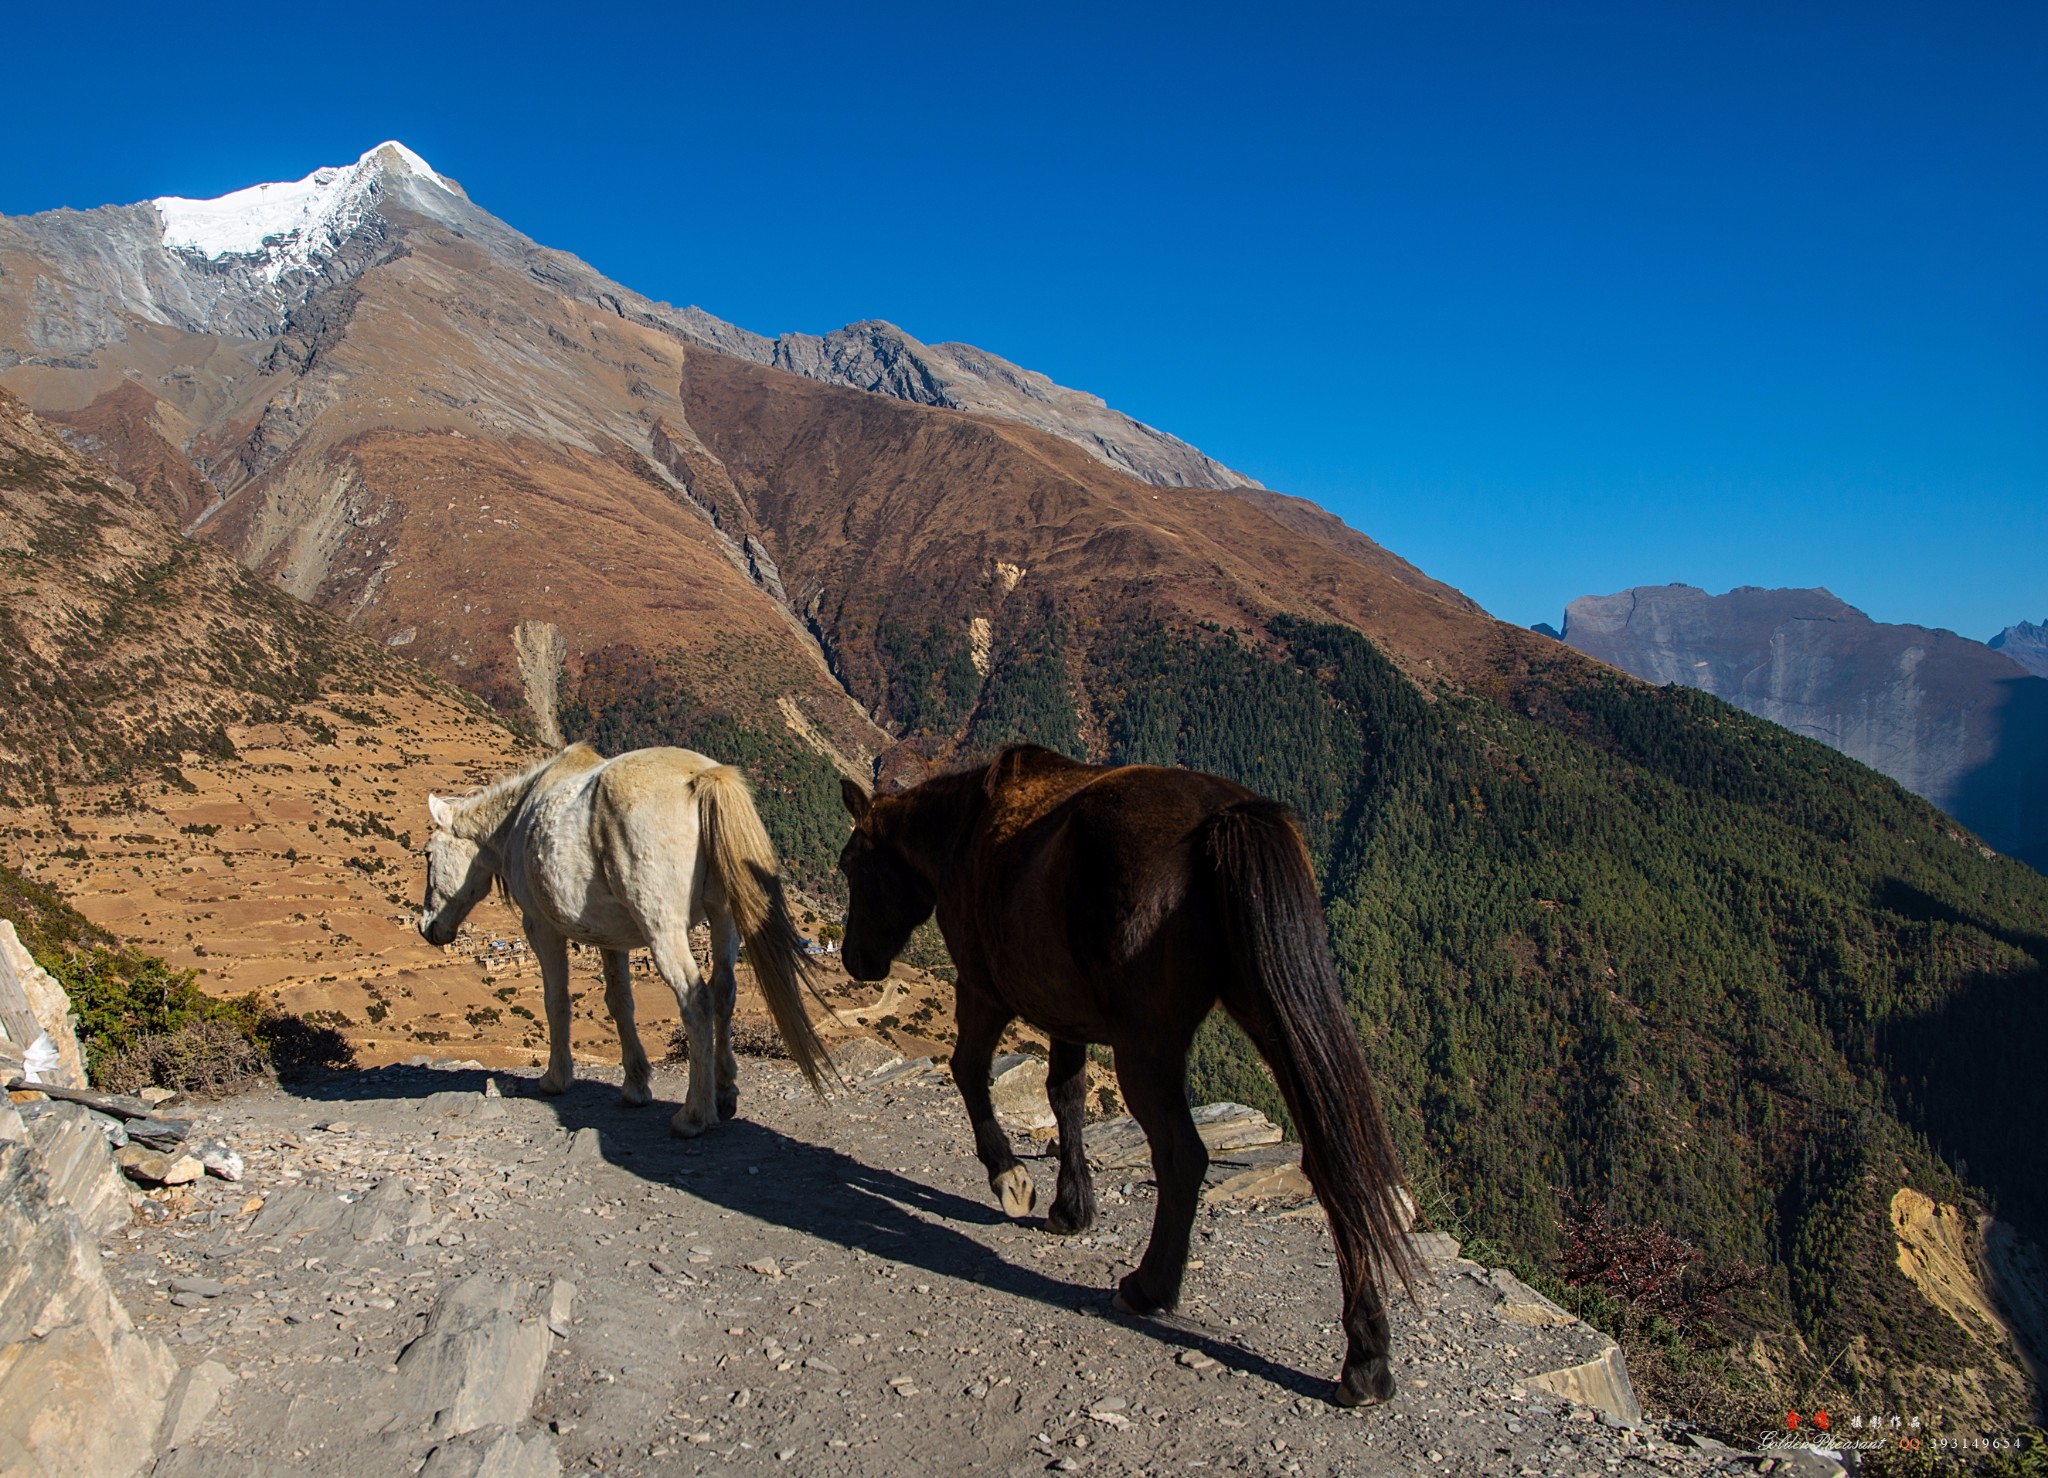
[387,1276,553,1439]
[0,1131,175,1478]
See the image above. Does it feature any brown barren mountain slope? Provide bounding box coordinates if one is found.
[674,348,1555,710]
[0,150,1586,768]
[0,388,541,1058]
[38,379,220,528]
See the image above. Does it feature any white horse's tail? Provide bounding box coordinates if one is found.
[695,765,830,1091]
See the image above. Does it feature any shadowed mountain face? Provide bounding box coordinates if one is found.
[1558,584,2048,870]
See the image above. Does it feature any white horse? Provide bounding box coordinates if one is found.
[417,744,827,1134]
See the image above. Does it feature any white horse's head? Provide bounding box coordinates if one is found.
[419,792,497,947]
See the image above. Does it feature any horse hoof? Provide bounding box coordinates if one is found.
[993,1167,1036,1219]
[537,1072,570,1097]
[1045,1202,1095,1236]
[668,1110,712,1138]
[620,1080,652,1108]
[715,1089,739,1121]
[1112,1276,1173,1317]
[1334,1359,1396,1408]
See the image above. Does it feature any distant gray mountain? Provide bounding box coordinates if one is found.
[1991,620,2048,681]
[1558,584,2048,871]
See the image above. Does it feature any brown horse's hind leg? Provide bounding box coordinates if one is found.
[952,984,1033,1218]
[1044,1038,1097,1235]
[1335,1269,1396,1406]
[1223,1004,1397,1407]
[1109,1048,1207,1315]
[1303,1137,1397,1407]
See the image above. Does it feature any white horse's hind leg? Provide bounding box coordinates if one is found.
[528,919,574,1096]
[649,931,718,1136]
[602,948,652,1106]
[709,906,742,1121]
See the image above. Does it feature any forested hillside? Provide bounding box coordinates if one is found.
[1156,621,2046,1424]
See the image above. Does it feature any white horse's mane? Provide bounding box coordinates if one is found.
[442,746,595,836]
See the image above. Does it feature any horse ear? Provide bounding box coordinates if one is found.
[840,777,871,822]
[428,793,454,829]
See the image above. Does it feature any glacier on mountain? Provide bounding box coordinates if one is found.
[152,142,451,281]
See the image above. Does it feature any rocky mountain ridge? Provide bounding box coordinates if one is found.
[1991,620,2048,681]
[1555,583,2048,870]
[740,318,1257,491]
[1,142,1251,495]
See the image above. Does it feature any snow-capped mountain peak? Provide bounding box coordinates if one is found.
[152,141,454,281]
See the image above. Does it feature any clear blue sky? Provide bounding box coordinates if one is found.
[5,2,2041,639]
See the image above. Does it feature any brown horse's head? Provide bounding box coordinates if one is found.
[836,778,935,981]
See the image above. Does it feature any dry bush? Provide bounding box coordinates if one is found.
[97,1019,267,1098]
[259,1013,357,1079]
[96,1011,356,1098]
[1558,1194,1756,1337]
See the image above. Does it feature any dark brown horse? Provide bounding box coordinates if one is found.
[837,744,1415,1406]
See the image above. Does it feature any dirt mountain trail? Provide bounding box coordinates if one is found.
[107,1056,1783,1478]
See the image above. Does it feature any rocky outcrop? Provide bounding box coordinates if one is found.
[0,919,85,1089]
[0,1116,176,1478]
[0,914,176,1478]
[25,1102,132,1237]
[1559,585,2048,870]
[754,320,1258,491]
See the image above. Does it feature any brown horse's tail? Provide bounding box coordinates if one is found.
[1204,799,1417,1298]
[695,764,830,1091]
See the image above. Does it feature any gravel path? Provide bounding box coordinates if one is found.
[114,1058,1778,1477]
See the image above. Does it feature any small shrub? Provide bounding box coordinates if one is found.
[45,944,229,1076]
[257,1012,356,1078]
[1557,1194,1755,1337]
[41,941,355,1089]
[97,1019,268,1097]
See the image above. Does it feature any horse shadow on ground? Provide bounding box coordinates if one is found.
[284,1064,1330,1400]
